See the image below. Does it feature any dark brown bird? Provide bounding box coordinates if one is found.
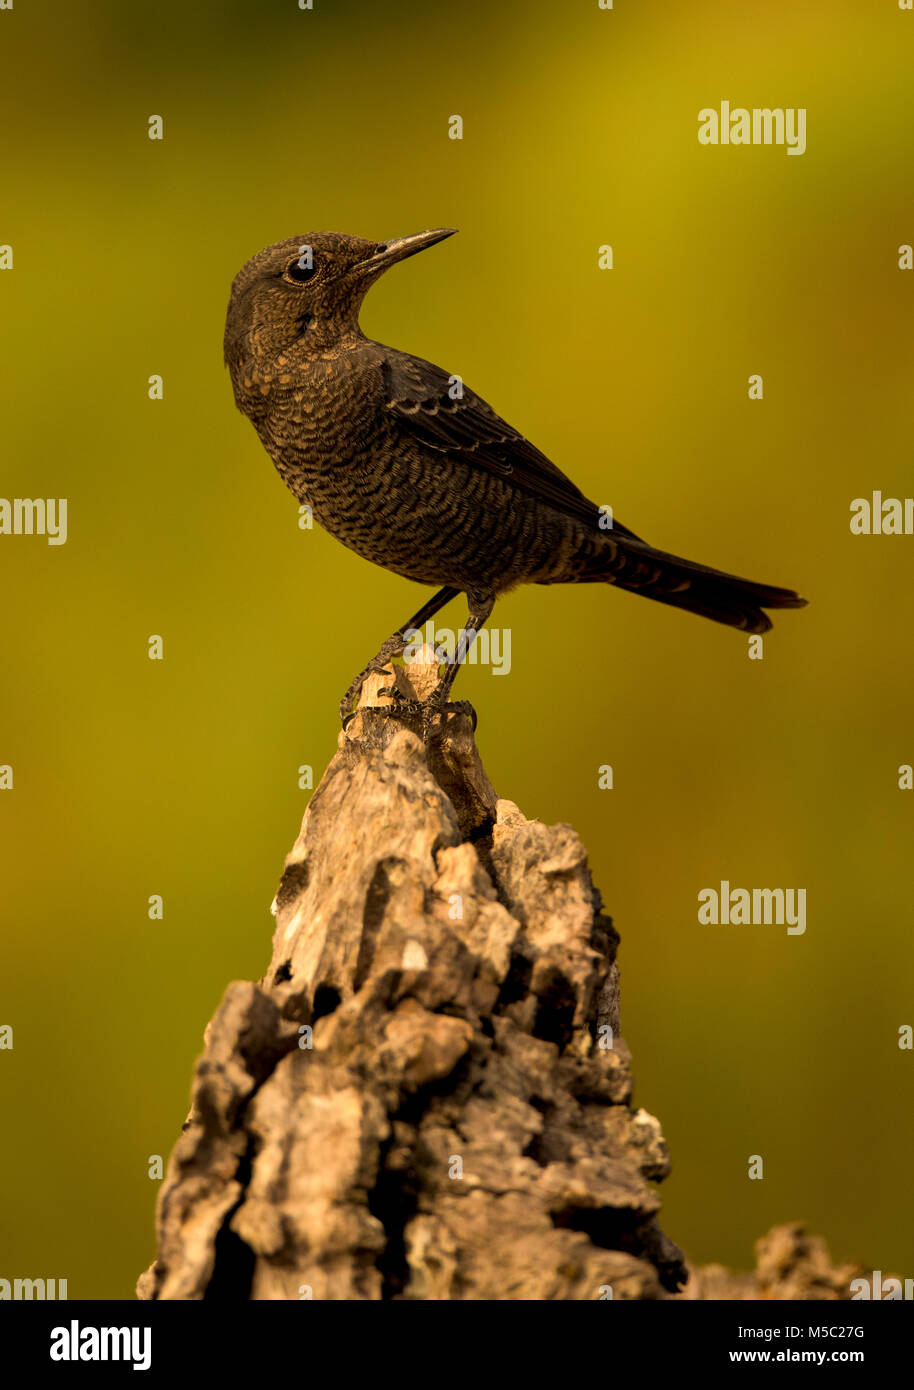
[224,229,806,730]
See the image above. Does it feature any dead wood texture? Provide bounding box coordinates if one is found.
[137,652,866,1301]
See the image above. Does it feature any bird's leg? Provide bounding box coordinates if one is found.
[339,585,459,724]
[421,593,495,737]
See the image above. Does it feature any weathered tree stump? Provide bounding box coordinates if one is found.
[137,649,868,1301]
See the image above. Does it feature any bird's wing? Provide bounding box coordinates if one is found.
[380,351,642,539]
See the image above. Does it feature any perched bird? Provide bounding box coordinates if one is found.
[224,229,806,730]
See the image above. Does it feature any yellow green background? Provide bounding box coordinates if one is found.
[1,0,912,1297]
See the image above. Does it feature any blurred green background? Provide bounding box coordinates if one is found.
[1,0,912,1298]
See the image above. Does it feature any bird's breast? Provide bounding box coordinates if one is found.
[248,354,386,506]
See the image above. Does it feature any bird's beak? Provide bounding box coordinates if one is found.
[351,228,457,278]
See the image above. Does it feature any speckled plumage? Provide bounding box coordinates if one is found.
[224,230,805,721]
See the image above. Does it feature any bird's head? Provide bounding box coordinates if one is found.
[223,228,456,367]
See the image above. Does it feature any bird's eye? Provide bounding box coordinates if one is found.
[284,256,321,285]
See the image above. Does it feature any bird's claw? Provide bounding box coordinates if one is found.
[342,694,478,737]
[341,691,425,733]
[421,698,478,736]
[376,685,426,718]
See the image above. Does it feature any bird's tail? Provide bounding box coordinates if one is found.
[590,536,807,635]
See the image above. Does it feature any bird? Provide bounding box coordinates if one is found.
[224,229,806,732]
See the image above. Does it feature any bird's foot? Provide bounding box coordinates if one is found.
[376,686,426,721]
[341,686,425,733]
[374,684,478,738]
[341,687,477,739]
[339,692,359,724]
[420,696,478,738]
[338,668,395,724]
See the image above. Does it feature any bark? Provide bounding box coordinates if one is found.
[680,1224,877,1301]
[137,650,866,1301]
